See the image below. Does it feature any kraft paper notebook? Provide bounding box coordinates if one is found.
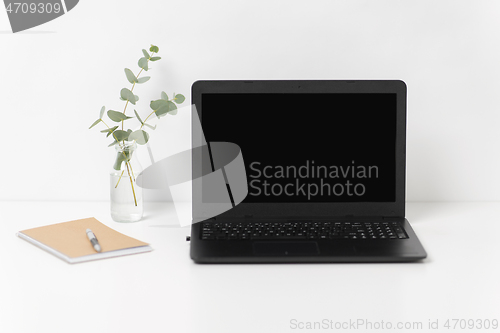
[17,217,153,263]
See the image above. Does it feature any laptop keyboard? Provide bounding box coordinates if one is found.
[200,221,408,240]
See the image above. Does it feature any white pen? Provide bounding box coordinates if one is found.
[86,229,102,252]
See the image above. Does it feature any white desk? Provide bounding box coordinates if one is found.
[1,202,499,333]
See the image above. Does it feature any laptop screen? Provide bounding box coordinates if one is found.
[202,93,397,203]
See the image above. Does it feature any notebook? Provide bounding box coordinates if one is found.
[189,80,427,263]
[17,217,153,263]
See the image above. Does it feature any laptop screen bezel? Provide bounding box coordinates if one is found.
[192,80,406,219]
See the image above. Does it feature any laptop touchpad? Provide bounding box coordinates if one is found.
[253,242,320,256]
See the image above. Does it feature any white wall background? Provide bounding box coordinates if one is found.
[1,0,499,202]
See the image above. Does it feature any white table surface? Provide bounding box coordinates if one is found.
[1,201,499,333]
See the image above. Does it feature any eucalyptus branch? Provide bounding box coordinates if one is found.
[89,44,185,208]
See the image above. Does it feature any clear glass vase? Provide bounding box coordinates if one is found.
[110,141,143,222]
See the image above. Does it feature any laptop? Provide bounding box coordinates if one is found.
[190,80,427,263]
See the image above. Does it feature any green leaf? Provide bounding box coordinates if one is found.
[155,101,177,118]
[167,101,178,115]
[144,123,156,130]
[149,45,159,53]
[112,130,130,142]
[155,105,168,118]
[129,130,150,145]
[101,126,119,137]
[124,68,137,84]
[107,126,119,137]
[108,140,119,147]
[134,110,143,124]
[137,76,150,84]
[150,56,161,61]
[99,106,105,119]
[89,119,101,129]
[173,94,185,104]
[120,88,136,105]
[150,99,168,110]
[123,95,139,102]
[161,91,169,100]
[113,151,130,170]
[138,57,149,71]
[168,101,177,111]
[108,110,133,122]
[142,49,150,59]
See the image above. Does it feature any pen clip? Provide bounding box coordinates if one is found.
[87,229,98,241]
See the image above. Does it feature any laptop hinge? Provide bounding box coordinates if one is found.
[345,215,392,220]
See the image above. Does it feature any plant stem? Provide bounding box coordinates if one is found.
[113,144,137,206]
[101,119,111,128]
[112,140,138,206]
[127,160,136,182]
[140,111,156,129]
[115,170,125,188]
[121,100,129,131]
[125,160,138,206]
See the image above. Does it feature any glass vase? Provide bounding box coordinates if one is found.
[110,141,143,222]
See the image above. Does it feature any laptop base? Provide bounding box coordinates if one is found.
[190,219,426,263]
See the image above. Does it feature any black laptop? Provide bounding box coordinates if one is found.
[190,80,427,263]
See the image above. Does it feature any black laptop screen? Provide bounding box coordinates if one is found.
[202,93,396,203]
